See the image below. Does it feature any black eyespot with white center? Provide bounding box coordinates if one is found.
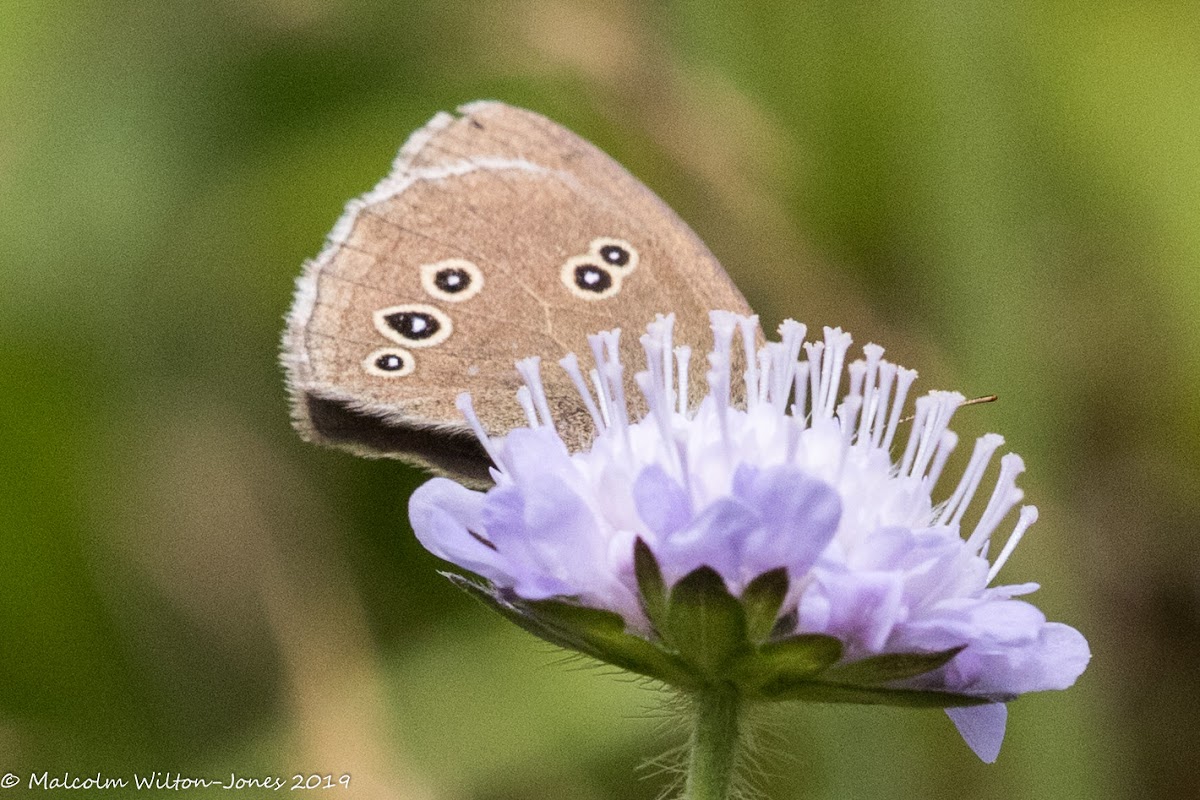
[562,251,623,300]
[574,264,613,293]
[421,259,484,302]
[373,303,453,347]
[435,268,470,293]
[385,310,439,340]
[598,243,631,267]
[589,237,639,274]
[363,347,415,377]
[377,353,405,371]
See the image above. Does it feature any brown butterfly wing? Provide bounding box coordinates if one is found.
[283,101,756,481]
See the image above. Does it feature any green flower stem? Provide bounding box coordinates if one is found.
[684,686,741,800]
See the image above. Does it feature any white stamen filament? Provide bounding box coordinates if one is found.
[792,361,810,421]
[455,392,507,472]
[516,357,556,431]
[559,352,605,431]
[708,355,733,454]
[776,320,806,408]
[641,316,675,409]
[911,392,964,480]
[900,395,930,477]
[766,343,787,410]
[871,362,898,449]
[757,348,772,406]
[883,367,918,451]
[639,332,666,407]
[939,433,1005,527]
[605,360,630,436]
[709,311,737,412]
[847,361,867,442]
[816,338,836,418]
[785,410,802,463]
[858,344,884,448]
[739,315,760,407]
[837,395,863,478]
[928,430,959,488]
[596,330,629,434]
[675,345,692,415]
[967,453,1027,554]
[988,505,1038,583]
[590,368,611,429]
[636,369,680,473]
[515,385,539,428]
[805,341,825,420]
[657,314,676,405]
[587,333,607,385]
[821,328,853,419]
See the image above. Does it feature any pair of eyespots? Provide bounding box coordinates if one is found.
[363,302,451,377]
[364,259,484,377]
[562,238,639,300]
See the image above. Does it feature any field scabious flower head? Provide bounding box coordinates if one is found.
[409,312,1090,763]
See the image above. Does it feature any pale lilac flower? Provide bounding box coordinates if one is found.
[409,312,1090,762]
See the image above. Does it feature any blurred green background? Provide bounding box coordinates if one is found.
[3,1,1197,797]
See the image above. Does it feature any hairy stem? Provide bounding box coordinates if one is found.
[684,687,741,800]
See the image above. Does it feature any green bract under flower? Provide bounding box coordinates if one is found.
[450,551,988,710]
[410,312,1089,762]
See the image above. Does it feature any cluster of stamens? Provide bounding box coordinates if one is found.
[453,311,1035,584]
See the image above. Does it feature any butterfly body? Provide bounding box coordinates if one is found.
[283,101,757,481]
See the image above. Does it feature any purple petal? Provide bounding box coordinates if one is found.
[968,622,1092,694]
[732,465,841,577]
[797,582,833,632]
[946,703,1008,763]
[985,582,1041,599]
[814,570,904,653]
[481,475,603,599]
[522,473,603,556]
[847,526,917,570]
[1027,623,1091,690]
[480,484,525,544]
[892,615,976,652]
[409,478,504,578]
[966,600,1046,645]
[904,598,1043,663]
[660,498,759,584]
[502,427,574,482]
[633,464,693,536]
[903,545,989,601]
